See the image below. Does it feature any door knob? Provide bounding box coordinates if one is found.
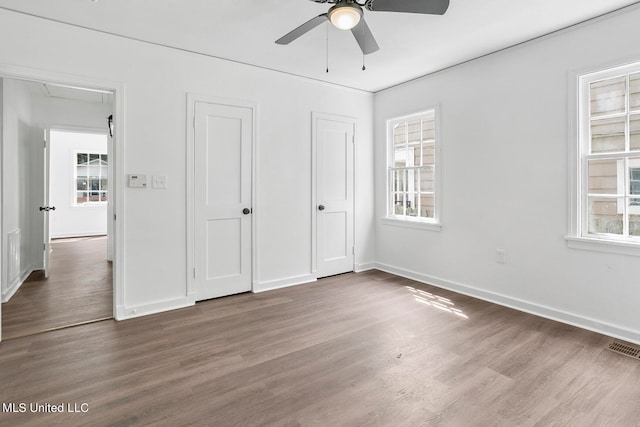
[242,208,251,215]
[318,205,325,211]
[39,206,56,212]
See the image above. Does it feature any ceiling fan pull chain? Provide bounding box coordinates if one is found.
[326,21,330,73]
[361,21,366,71]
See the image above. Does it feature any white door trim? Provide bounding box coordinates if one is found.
[186,93,258,300]
[0,63,124,340]
[311,111,357,277]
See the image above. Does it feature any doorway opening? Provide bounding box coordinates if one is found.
[0,76,116,340]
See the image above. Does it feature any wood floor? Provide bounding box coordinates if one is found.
[1,270,639,426]
[1,236,112,340]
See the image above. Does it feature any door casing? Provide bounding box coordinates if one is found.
[0,64,124,343]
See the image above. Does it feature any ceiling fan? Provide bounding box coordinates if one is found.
[275,0,450,55]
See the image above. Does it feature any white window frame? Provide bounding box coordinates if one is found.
[73,150,108,207]
[567,60,640,256]
[383,107,442,231]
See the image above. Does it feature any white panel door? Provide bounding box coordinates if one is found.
[316,115,354,278]
[194,101,252,301]
[42,129,51,278]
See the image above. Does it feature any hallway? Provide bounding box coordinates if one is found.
[1,236,112,340]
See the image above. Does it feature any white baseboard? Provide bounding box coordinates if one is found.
[115,296,194,320]
[375,262,640,345]
[355,262,376,273]
[1,268,33,303]
[253,274,316,293]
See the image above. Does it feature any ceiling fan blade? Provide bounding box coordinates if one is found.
[350,18,379,55]
[275,14,328,45]
[366,0,449,15]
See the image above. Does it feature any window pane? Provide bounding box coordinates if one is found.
[393,169,406,192]
[76,191,87,204]
[100,192,108,202]
[422,117,435,142]
[587,159,618,195]
[394,149,405,167]
[421,142,435,166]
[590,76,626,117]
[631,114,640,151]
[100,154,108,164]
[76,166,88,178]
[419,194,435,219]
[89,178,100,191]
[394,123,406,147]
[591,117,625,153]
[89,153,99,163]
[88,165,101,177]
[405,193,418,216]
[407,119,421,144]
[393,193,405,215]
[77,153,88,165]
[418,166,434,192]
[631,73,640,112]
[588,197,623,235]
[630,204,640,236]
[76,178,87,191]
[101,178,108,191]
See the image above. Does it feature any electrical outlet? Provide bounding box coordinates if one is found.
[496,249,506,264]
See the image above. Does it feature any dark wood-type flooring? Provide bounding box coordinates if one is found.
[1,236,112,340]
[1,270,639,426]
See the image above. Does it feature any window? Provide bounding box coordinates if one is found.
[75,152,108,205]
[575,62,640,245]
[386,109,440,227]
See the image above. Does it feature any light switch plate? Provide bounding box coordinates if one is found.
[152,175,168,189]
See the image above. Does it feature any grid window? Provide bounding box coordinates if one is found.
[580,65,640,241]
[75,151,108,205]
[387,110,439,223]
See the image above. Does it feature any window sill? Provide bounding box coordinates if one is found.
[381,217,442,232]
[565,236,640,257]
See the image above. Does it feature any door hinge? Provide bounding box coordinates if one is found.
[193,268,196,279]
[352,246,355,255]
[114,213,117,221]
[43,243,46,251]
[193,117,196,128]
[352,135,355,144]
[43,140,47,148]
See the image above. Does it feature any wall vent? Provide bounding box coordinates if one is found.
[607,340,640,360]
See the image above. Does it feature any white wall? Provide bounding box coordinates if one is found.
[1,78,33,301]
[374,6,640,343]
[48,130,108,238]
[0,9,375,318]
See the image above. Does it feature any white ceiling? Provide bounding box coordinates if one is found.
[1,0,638,92]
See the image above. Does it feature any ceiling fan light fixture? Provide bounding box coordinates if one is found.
[328,3,362,30]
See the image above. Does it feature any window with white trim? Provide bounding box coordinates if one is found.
[578,63,640,241]
[75,152,108,205]
[387,109,440,224]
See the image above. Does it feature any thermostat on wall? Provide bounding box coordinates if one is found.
[128,174,148,188]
